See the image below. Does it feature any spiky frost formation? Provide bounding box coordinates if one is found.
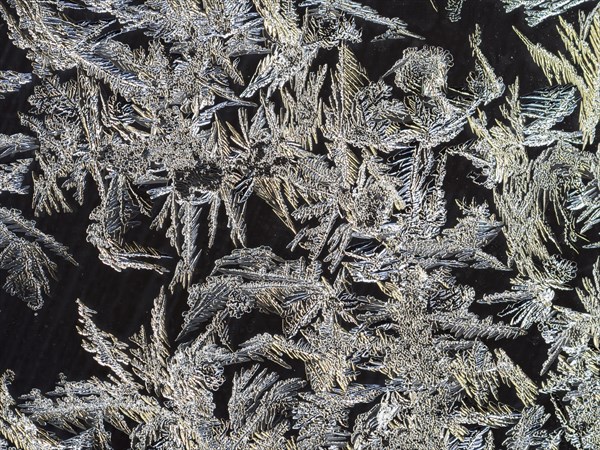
[0,1,599,449]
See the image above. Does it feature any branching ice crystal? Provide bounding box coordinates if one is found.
[502,0,595,26]
[515,7,600,146]
[0,207,76,309]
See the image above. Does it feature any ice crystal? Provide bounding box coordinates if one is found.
[515,7,600,146]
[0,207,76,309]
[502,0,595,26]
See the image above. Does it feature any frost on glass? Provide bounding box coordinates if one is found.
[0,0,598,449]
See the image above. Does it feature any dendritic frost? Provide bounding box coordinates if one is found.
[0,1,599,449]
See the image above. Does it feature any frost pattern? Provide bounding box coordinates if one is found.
[502,0,595,26]
[0,1,598,449]
[0,207,76,309]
